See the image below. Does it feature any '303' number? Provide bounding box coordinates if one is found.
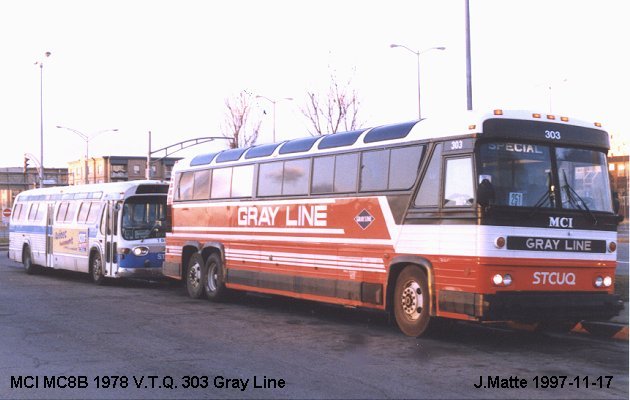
[545,130,561,140]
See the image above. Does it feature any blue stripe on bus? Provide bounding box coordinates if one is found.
[9,225,47,234]
[118,252,164,269]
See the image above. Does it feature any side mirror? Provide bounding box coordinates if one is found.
[612,191,620,214]
[477,179,495,208]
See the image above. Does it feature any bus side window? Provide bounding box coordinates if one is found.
[77,202,90,223]
[56,202,69,222]
[86,203,101,224]
[11,203,22,222]
[443,157,474,207]
[64,202,78,223]
[389,145,423,190]
[28,203,39,221]
[414,143,443,207]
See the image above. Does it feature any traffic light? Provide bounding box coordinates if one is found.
[23,156,30,174]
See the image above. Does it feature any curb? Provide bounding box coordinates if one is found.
[571,321,629,341]
[506,321,629,341]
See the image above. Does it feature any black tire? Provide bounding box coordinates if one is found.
[186,253,205,299]
[90,252,105,285]
[393,265,432,337]
[22,246,37,275]
[204,252,227,301]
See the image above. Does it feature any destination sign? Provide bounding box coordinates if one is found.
[506,236,606,253]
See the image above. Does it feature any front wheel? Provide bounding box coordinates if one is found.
[90,252,105,285]
[393,265,432,337]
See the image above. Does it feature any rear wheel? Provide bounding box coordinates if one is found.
[90,252,105,285]
[22,246,37,275]
[204,253,227,301]
[393,265,431,337]
[186,253,205,299]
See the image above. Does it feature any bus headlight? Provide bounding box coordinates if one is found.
[594,276,612,288]
[132,246,149,257]
[603,276,612,287]
[492,274,512,286]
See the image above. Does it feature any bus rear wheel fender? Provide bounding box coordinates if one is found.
[181,244,201,281]
[386,257,435,316]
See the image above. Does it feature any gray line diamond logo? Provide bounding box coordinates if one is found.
[354,209,375,230]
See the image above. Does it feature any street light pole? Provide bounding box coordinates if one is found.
[56,126,118,184]
[389,44,445,120]
[256,95,293,143]
[465,0,473,111]
[34,51,51,188]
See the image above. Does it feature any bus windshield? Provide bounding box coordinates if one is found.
[121,196,167,240]
[478,142,613,212]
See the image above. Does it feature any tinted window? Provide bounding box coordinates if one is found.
[258,162,283,197]
[283,159,310,196]
[334,153,358,192]
[192,170,211,200]
[211,168,232,198]
[232,165,254,197]
[312,153,358,194]
[415,143,442,207]
[360,149,390,191]
[177,172,194,201]
[312,156,334,194]
[389,146,423,189]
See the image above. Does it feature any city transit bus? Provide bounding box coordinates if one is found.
[9,180,169,284]
[163,110,622,336]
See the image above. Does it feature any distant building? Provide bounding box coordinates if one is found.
[0,167,68,212]
[67,156,180,185]
[609,154,629,219]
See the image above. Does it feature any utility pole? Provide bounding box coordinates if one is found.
[465,0,473,111]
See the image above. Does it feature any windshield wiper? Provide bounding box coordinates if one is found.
[529,171,555,218]
[560,169,598,225]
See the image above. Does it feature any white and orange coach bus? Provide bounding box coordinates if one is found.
[163,109,623,336]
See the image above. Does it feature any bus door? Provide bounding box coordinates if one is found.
[46,203,54,268]
[103,201,120,277]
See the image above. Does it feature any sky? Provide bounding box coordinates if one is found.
[0,0,628,168]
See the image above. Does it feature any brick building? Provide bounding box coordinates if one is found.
[67,156,179,185]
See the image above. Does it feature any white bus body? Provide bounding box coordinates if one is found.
[9,180,169,284]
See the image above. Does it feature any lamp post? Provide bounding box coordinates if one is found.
[389,44,445,120]
[255,95,293,143]
[56,126,118,184]
[34,51,51,188]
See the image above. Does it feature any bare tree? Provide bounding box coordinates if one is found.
[302,69,362,136]
[222,90,262,149]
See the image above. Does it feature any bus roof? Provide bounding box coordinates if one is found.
[176,109,608,171]
[15,180,168,202]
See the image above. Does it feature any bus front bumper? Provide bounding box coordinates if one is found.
[439,290,623,322]
[115,267,164,279]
